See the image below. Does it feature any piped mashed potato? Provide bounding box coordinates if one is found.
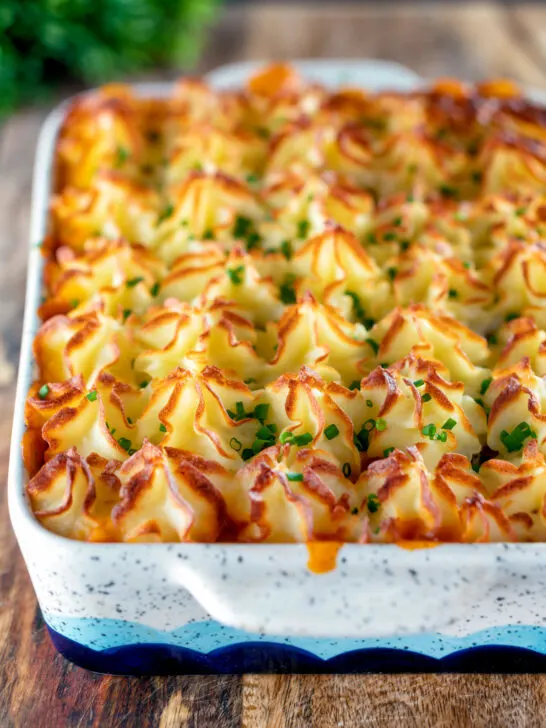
[24,64,546,544]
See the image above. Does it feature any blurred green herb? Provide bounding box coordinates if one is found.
[0,0,220,117]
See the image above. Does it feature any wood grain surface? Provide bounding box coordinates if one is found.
[2,3,546,726]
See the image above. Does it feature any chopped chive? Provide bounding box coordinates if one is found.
[515,206,527,217]
[505,312,520,323]
[253,404,269,422]
[203,228,215,240]
[439,184,458,198]
[366,399,373,407]
[252,438,268,454]
[487,333,498,345]
[294,432,313,446]
[367,493,381,513]
[383,447,395,457]
[342,463,352,478]
[366,232,377,244]
[383,231,397,242]
[279,274,297,304]
[375,418,387,432]
[387,267,397,281]
[422,423,437,439]
[480,378,492,395]
[86,390,97,402]
[256,425,275,441]
[422,393,432,403]
[114,146,129,166]
[122,309,132,322]
[246,231,262,250]
[71,299,80,309]
[286,472,304,482]
[380,363,389,369]
[127,417,133,425]
[244,378,256,385]
[345,290,375,328]
[118,437,132,452]
[442,418,457,430]
[437,431,448,443]
[500,422,537,453]
[351,507,359,515]
[150,282,160,297]
[367,338,379,355]
[233,215,252,238]
[280,240,292,260]
[128,448,138,456]
[139,381,148,389]
[230,437,242,452]
[413,379,425,387]
[157,203,174,225]
[38,384,49,399]
[297,219,310,239]
[400,240,410,252]
[126,276,144,288]
[349,380,361,391]
[227,265,245,285]
[241,448,254,461]
[393,216,403,227]
[159,424,167,433]
[324,424,340,440]
[448,289,458,299]
[280,431,294,445]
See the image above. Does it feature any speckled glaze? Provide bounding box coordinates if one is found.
[10,60,546,674]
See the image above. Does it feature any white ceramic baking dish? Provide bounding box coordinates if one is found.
[9,59,546,674]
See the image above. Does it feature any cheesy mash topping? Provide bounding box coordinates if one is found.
[24,64,546,543]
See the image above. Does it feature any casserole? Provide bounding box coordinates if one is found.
[10,58,546,674]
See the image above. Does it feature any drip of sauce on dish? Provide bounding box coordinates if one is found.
[396,540,440,550]
[307,542,343,573]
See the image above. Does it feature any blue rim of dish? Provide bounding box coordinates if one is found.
[48,627,546,675]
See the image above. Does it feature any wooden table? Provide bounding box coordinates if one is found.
[2,2,546,725]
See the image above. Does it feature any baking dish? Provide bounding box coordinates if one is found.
[10,58,546,674]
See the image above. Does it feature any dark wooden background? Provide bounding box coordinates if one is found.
[3,3,546,726]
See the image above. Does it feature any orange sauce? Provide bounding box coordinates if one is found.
[307,541,343,573]
[396,540,440,550]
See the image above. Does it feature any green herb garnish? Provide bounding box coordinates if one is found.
[500,422,537,453]
[324,424,340,440]
[227,265,245,285]
[480,378,492,395]
[114,146,130,166]
[126,276,144,288]
[297,219,310,239]
[157,203,174,225]
[38,384,49,399]
[86,390,97,402]
[279,275,297,304]
[280,240,292,260]
[367,493,381,513]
